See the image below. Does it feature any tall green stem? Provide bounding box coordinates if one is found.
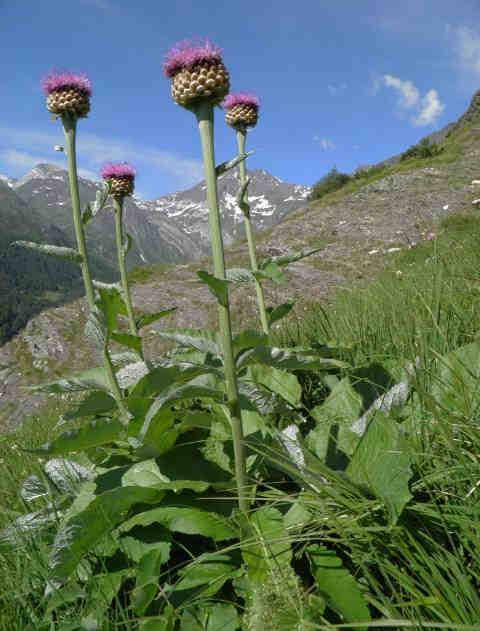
[62,115,130,421]
[113,197,143,357]
[194,101,248,513]
[236,129,270,336]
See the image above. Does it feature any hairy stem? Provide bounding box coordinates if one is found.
[195,101,248,513]
[62,115,130,422]
[113,197,143,356]
[236,128,270,336]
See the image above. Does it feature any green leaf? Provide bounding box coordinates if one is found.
[85,308,107,351]
[215,151,253,176]
[111,332,143,355]
[307,377,363,461]
[267,302,294,326]
[121,505,237,541]
[346,411,412,523]
[308,544,371,626]
[180,604,240,631]
[36,418,123,455]
[123,233,133,257]
[83,181,110,225]
[246,365,302,407]
[96,286,127,334]
[31,366,110,394]
[50,486,161,579]
[255,261,286,284]
[233,330,269,357]
[175,555,241,594]
[133,548,169,615]
[238,345,346,372]
[266,247,323,268]
[226,267,255,284]
[11,240,82,263]
[243,507,292,585]
[64,391,116,420]
[135,308,177,330]
[154,328,219,355]
[197,270,229,307]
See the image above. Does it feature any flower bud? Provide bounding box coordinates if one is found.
[223,93,260,129]
[42,71,92,118]
[100,163,136,199]
[163,39,230,108]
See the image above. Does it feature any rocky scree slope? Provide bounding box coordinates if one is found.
[2,92,480,429]
[0,165,308,343]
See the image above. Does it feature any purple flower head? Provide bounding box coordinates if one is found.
[223,92,260,111]
[100,162,136,180]
[163,38,223,78]
[41,71,92,96]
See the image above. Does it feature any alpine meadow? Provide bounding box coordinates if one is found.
[2,5,480,631]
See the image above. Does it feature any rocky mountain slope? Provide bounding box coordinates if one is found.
[1,91,480,429]
[0,165,309,342]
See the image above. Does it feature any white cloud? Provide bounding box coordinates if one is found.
[380,75,444,126]
[448,26,480,75]
[0,126,203,189]
[313,136,336,150]
[327,83,347,96]
[383,74,420,108]
[413,89,445,126]
[0,149,98,180]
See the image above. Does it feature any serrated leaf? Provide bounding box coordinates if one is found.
[267,302,294,326]
[122,233,133,257]
[12,241,82,263]
[96,286,128,334]
[82,203,94,225]
[132,546,171,615]
[265,247,323,268]
[255,262,286,284]
[238,345,346,372]
[85,307,107,351]
[21,475,48,503]
[174,555,241,597]
[111,331,143,354]
[35,418,123,455]
[346,411,412,523]
[50,486,161,579]
[308,544,371,626]
[197,270,229,307]
[44,458,93,493]
[135,308,177,330]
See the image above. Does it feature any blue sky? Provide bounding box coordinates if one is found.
[1,0,480,198]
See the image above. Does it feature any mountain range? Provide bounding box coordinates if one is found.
[0,165,309,341]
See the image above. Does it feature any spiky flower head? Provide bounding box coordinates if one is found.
[223,92,260,129]
[163,38,230,108]
[101,162,136,199]
[42,70,92,119]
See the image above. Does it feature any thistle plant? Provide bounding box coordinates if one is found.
[41,71,129,420]
[100,162,142,354]
[164,40,248,512]
[224,92,269,335]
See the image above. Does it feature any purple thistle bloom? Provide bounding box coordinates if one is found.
[100,162,136,179]
[163,38,223,78]
[223,92,260,111]
[41,71,92,96]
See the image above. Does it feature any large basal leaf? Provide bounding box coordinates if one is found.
[31,366,110,394]
[44,458,93,493]
[243,506,292,585]
[346,411,412,523]
[197,270,229,307]
[246,364,302,407]
[120,504,237,541]
[154,328,219,355]
[430,341,480,416]
[237,345,346,372]
[63,391,116,420]
[133,547,170,615]
[308,544,370,626]
[135,308,177,330]
[174,553,242,596]
[35,418,123,455]
[307,377,363,461]
[11,240,82,263]
[267,302,294,327]
[50,486,161,579]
